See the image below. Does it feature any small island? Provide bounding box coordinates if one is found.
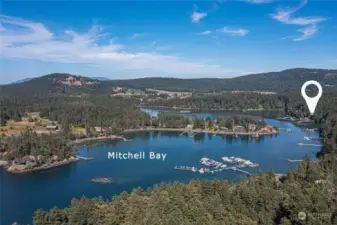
[91,177,113,184]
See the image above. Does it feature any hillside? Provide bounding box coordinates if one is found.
[0,73,101,97]
[1,68,337,96]
[109,68,337,92]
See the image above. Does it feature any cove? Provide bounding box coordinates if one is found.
[0,112,321,225]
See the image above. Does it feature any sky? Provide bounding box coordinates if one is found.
[0,0,336,83]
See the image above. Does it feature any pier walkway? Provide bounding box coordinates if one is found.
[76,156,94,160]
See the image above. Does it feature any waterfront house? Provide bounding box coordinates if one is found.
[186,124,193,129]
[94,127,105,132]
[46,125,58,130]
[234,125,245,132]
[14,158,35,166]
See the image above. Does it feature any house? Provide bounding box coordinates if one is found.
[14,158,35,166]
[94,127,105,132]
[234,125,245,132]
[248,124,256,131]
[186,124,193,129]
[46,125,58,130]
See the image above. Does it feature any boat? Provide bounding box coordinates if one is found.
[91,177,112,184]
[199,168,205,174]
[191,167,197,172]
[287,129,292,133]
[234,157,245,163]
[250,163,259,168]
[222,157,234,163]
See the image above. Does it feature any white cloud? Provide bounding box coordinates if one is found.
[130,33,145,40]
[191,11,207,23]
[241,0,275,4]
[293,25,317,41]
[199,30,212,35]
[271,9,326,26]
[216,27,249,36]
[270,0,326,41]
[0,14,240,76]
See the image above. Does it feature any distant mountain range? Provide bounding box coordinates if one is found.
[108,68,337,92]
[88,77,110,81]
[1,68,336,96]
[10,78,33,84]
[6,76,110,85]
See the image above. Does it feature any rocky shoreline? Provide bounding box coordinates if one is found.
[6,157,79,174]
[71,135,123,144]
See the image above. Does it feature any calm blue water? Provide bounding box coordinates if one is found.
[0,110,321,225]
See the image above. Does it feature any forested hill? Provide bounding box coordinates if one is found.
[1,68,337,96]
[109,68,337,92]
[0,73,101,97]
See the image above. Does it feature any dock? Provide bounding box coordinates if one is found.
[179,131,188,136]
[190,132,201,137]
[304,136,323,140]
[228,167,252,176]
[77,156,94,160]
[281,158,303,163]
[297,143,322,147]
[119,136,132,142]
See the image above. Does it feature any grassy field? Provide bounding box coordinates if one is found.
[0,112,59,136]
[71,127,86,134]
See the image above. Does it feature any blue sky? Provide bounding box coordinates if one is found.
[0,0,336,83]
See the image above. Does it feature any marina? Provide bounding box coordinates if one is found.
[174,156,257,176]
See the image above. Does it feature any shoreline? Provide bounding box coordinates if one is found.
[71,135,124,144]
[3,126,277,174]
[6,157,79,174]
[141,105,284,112]
[123,127,278,136]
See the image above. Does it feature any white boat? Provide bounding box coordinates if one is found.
[199,168,205,174]
[234,157,245,163]
[191,167,197,172]
[222,157,234,163]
